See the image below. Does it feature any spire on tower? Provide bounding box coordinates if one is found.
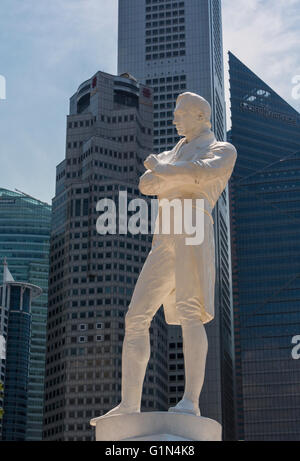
[3,258,14,284]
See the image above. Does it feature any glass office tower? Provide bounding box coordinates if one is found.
[0,266,42,441]
[0,189,51,440]
[229,52,300,441]
[118,0,236,439]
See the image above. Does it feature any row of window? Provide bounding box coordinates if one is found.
[169,385,184,393]
[68,117,96,129]
[154,128,177,136]
[67,134,137,151]
[154,118,174,126]
[154,136,179,146]
[146,19,185,36]
[69,184,140,194]
[146,1,184,13]
[154,110,174,118]
[146,0,184,4]
[68,311,117,320]
[69,298,129,309]
[146,41,185,52]
[70,252,145,262]
[66,345,112,356]
[153,83,186,93]
[146,74,186,85]
[100,113,135,124]
[77,335,105,343]
[146,33,185,45]
[146,9,185,25]
[67,151,135,165]
[86,162,135,174]
[68,230,149,240]
[146,49,185,60]
[66,168,134,181]
[154,94,179,104]
[68,241,148,252]
[70,295,132,308]
[67,368,118,381]
[146,27,185,45]
[146,1,184,11]
[73,322,107,331]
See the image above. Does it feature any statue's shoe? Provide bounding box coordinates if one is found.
[168,398,200,417]
[91,404,140,424]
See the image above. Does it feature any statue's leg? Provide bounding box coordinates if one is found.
[168,319,208,416]
[168,233,209,416]
[102,237,175,418]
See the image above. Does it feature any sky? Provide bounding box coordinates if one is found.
[0,0,299,204]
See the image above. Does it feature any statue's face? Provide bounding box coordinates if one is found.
[173,98,206,138]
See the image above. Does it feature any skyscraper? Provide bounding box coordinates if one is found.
[43,71,169,441]
[229,52,300,441]
[0,189,51,440]
[0,261,42,441]
[118,0,236,439]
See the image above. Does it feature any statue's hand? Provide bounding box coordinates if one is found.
[144,154,159,171]
[139,170,160,196]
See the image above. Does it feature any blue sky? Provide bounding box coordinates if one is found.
[0,0,299,204]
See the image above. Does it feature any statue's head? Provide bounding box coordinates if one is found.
[173,92,212,140]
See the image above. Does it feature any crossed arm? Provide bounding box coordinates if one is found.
[139,145,237,196]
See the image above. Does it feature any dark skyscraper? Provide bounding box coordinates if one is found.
[43,71,169,441]
[229,52,300,441]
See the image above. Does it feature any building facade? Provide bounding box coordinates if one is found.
[0,189,51,440]
[118,0,236,439]
[0,262,42,441]
[229,52,300,441]
[43,71,169,441]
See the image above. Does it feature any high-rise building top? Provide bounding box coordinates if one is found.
[118,0,236,440]
[229,52,300,441]
[44,70,169,441]
[119,0,226,149]
[0,188,51,440]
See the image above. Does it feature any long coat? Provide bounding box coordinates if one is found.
[139,130,237,325]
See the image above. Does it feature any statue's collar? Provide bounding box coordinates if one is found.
[182,130,216,149]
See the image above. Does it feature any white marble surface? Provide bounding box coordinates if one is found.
[91,412,222,442]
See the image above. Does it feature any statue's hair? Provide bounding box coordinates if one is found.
[176,92,212,129]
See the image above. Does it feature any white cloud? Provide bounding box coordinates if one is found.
[222,0,300,128]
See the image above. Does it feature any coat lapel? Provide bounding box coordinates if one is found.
[173,131,216,163]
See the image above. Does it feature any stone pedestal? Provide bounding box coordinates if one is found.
[90,412,222,441]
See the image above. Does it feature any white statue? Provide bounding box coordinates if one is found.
[101,92,237,418]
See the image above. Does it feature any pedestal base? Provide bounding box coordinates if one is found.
[90,412,222,441]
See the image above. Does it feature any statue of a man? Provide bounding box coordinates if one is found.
[101,92,237,418]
